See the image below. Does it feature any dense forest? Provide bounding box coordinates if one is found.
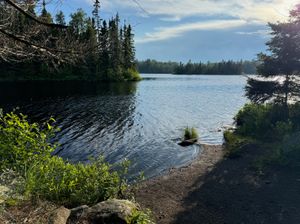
[137,59,257,75]
[0,0,140,81]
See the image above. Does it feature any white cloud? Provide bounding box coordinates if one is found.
[107,0,299,23]
[136,19,247,43]
[86,0,300,43]
[236,29,271,38]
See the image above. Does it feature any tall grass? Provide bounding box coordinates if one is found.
[183,127,199,141]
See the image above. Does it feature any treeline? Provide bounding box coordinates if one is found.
[137,59,179,74]
[137,59,257,75]
[0,2,140,81]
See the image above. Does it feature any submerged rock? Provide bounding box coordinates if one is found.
[178,138,198,147]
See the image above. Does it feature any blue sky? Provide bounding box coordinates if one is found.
[46,0,299,62]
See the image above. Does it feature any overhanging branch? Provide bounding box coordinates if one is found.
[0,28,80,55]
[4,0,68,29]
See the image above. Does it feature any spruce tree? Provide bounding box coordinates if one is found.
[99,20,110,79]
[246,5,300,113]
[40,0,53,23]
[123,24,136,70]
[92,0,101,37]
[108,15,122,80]
[55,11,66,26]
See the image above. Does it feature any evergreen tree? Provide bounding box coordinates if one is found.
[40,0,53,23]
[92,0,101,37]
[246,5,300,113]
[108,15,122,80]
[123,24,136,69]
[99,20,110,79]
[69,9,87,36]
[55,11,66,26]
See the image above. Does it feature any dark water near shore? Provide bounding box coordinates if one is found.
[0,74,247,178]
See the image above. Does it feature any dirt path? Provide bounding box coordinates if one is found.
[135,144,300,224]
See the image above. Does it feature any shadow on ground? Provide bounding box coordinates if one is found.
[174,144,300,224]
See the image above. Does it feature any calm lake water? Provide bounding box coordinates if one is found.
[0,74,247,178]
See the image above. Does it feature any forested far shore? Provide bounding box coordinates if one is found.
[0,3,140,82]
[137,59,257,75]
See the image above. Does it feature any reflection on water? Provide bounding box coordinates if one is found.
[0,75,247,178]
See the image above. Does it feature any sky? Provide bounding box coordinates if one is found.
[46,0,299,62]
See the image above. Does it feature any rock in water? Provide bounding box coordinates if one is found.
[67,199,138,224]
[178,138,198,147]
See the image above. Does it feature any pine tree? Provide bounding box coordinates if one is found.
[246,5,300,114]
[69,9,87,37]
[55,11,66,26]
[40,0,53,23]
[123,24,136,70]
[92,0,101,38]
[107,15,122,80]
[98,20,110,79]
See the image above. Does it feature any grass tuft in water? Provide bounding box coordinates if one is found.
[183,127,199,141]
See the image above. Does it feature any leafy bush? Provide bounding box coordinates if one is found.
[289,103,300,130]
[183,127,198,140]
[0,111,57,174]
[223,130,251,158]
[25,156,123,207]
[124,68,142,81]
[234,104,272,139]
[273,120,293,139]
[0,111,128,208]
[107,67,124,81]
[234,103,298,141]
[129,209,155,224]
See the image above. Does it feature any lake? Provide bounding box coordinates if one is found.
[0,74,247,178]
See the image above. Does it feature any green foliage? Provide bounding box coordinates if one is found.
[1,6,139,83]
[223,131,251,158]
[235,104,271,138]
[25,156,122,207]
[273,121,293,138]
[183,127,198,141]
[129,209,155,224]
[137,59,257,75]
[0,111,57,174]
[0,112,128,208]
[124,68,142,81]
[226,103,300,166]
[234,103,295,141]
[245,6,300,106]
[289,103,300,129]
[252,144,283,172]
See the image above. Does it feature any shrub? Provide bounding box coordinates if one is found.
[183,127,198,141]
[0,111,128,208]
[223,130,250,158]
[124,68,142,81]
[0,111,57,174]
[273,120,293,139]
[234,103,297,141]
[234,104,272,138]
[25,156,123,207]
[289,103,300,130]
[129,209,155,224]
[107,67,124,81]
